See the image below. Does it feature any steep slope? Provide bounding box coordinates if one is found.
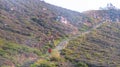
[44,3,88,27]
[0,0,81,66]
[1,0,120,67]
[61,22,120,67]
[39,1,96,31]
[58,5,120,67]
[0,0,79,48]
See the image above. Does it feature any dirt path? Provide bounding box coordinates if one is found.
[22,21,106,67]
[55,21,106,51]
[55,39,69,51]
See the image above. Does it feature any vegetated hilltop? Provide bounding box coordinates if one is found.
[83,3,120,24]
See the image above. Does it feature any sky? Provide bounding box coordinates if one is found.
[44,0,120,12]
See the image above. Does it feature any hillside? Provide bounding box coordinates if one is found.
[1,0,120,67]
[0,0,81,66]
[0,0,80,47]
[61,22,120,67]
[83,4,120,24]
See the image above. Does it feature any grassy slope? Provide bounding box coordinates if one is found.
[61,22,120,67]
[0,0,81,66]
[0,38,42,67]
[1,0,120,67]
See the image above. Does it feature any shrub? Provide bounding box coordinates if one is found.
[75,62,88,67]
[37,63,56,67]
[50,49,60,61]
[31,59,57,67]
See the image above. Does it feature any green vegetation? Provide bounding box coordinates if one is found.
[79,25,90,32]
[61,22,120,66]
[75,62,88,67]
[0,0,78,52]
[30,49,65,67]
[53,39,61,47]
[30,59,57,67]
[0,38,42,67]
[1,0,120,67]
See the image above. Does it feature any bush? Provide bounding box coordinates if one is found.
[50,56,60,61]
[37,63,56,67]
[75,62,88,67]
[31,59,57,67]
[50,49,60,61]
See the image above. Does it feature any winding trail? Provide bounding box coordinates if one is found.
[55,21,106,51]
[22,21,106,67]
[55,39,69,51]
